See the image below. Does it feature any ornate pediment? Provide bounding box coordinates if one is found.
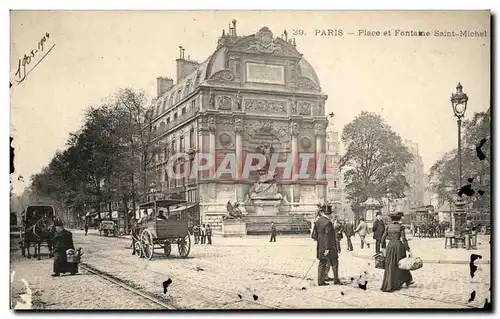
[230,27,302,58]
[296,76,320,92]
[243,119,291,144]
[244,99,286,114]
[209,69,235,82]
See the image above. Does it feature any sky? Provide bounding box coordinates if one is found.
[9,10,490,194]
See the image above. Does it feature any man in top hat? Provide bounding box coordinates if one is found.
[52,219,76,276]
[312,203,341,286]
[372,211,386,254]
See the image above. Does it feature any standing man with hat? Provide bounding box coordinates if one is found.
[51,219,76,277]
[312,203,341,286]
[372,211,386,254]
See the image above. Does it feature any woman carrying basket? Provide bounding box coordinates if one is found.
[380,212,414,292]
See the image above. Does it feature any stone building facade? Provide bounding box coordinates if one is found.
[147,21,329,232]
[325,116,344,216]
[403,139,425,207]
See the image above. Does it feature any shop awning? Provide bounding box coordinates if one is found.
[169,203,199,213]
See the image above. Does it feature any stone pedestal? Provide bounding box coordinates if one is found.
[252,198,282,215]
[221,219,247,237]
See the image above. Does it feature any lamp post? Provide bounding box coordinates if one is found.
[450,82,468,233]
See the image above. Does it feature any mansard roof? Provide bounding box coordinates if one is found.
[152,25,323,112]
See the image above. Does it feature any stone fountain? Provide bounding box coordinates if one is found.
[247,170,283,215]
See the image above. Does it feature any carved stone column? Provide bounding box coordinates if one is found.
[290,121,299,181]
[198,116,211,181]
[175,132,181,188]
[290,121,300,203]
[314,123,327,203]
[208,116,216,179]
[235,118,244,202]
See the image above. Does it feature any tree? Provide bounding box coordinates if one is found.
[28,88,154,231]
[340,112,414,208]
[111,88,155,231]
[429,108,491,211]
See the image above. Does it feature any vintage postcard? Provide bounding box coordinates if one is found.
[9,10,491,310]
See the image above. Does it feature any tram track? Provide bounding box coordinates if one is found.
[85,253,476,309]
[78,236,484,309]
[79,262,176,310]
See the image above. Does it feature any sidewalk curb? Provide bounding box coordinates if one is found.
[351,252,490,265]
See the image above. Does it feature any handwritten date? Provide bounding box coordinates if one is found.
[14,32,50,84]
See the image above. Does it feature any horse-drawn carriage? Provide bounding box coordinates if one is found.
[20,205,56,259]
[131,199,192,260]
[99,220,118,237]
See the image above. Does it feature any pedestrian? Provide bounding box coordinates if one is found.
[372,211,386,254]
[354,218,367,249]
[193,224,200,244]
[332,216,343,253]
[200,224,206,244]
[206,224,212,245]
[311,204,341,286]
[344,219,355,251]
[462,217,474,250]
[51,220,77,277]
[380,212,414,292]
[270,222,277,242]
[84,222,89,236]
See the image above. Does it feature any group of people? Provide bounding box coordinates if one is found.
[193,224,212,245]
[312,205,414,292]
[317,211,389,255]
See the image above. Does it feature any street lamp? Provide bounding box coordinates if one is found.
[450,82,468,234]
[450,82,468,187]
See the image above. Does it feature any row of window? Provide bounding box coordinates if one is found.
[154,72,202,117]
[162,158,197,189]
[154,76,200,117]
[153,99,197,134]
[153,129,196,163]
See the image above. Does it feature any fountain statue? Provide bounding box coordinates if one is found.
[247,169,283,215]
[223,201,243,220]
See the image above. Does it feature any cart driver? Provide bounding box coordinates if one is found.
[157,210,168,220]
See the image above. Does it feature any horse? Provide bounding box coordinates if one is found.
[20,217,55,260]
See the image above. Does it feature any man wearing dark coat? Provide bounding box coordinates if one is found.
[51,220,76,276]
[270,222,277,242]
[372,211,386,254]
[343,219,355,251]
[312,205,340,286]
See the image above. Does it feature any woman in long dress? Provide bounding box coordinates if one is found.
[380,212,414,292]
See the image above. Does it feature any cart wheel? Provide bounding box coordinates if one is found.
[134,240,143,258]
[177,232,191,258]
[141,230,154,260]
[164,241,172,257]
[480,225,487,235]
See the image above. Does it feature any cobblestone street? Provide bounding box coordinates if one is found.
[10,230,491,310]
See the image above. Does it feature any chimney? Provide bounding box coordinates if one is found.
[176,47,200,82]
[232,19,237,36]
[157,77,174,97]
